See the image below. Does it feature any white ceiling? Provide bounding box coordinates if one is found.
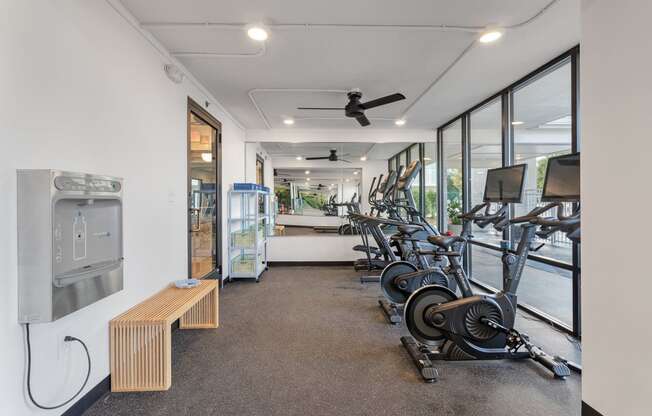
[121,0,579,130]
[260,142,411,160]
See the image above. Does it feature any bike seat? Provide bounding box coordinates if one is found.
[397,225,422,236]
[427,235,465,250]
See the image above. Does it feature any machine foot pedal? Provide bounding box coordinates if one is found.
[400,336,439,383]
[378,299,402,324]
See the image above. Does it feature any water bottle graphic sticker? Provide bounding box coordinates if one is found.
[73,211,87,261]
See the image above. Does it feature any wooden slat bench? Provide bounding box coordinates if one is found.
[109,280,218,392]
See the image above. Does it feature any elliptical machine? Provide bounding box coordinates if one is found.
[401,154,580,382]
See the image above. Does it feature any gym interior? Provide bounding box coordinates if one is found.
[1,1,649,415]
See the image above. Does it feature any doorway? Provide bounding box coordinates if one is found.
[187,98,221,279]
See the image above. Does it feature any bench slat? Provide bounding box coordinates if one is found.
[113,280,217,325]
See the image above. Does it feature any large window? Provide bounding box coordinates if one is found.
[442,121,463,233]
[513,60,573,264]
[469,98,503,245]
[398,151,407,173]
[510,59,574,325]
[434,48,580,335]
[424,142,438,226]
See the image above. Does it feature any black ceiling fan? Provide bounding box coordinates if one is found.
[297,89,406,127]
[305,149,351,163]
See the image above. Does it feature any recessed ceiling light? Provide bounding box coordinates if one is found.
[330,183,335,186]
[283,118,295,125]
[296,156,302,160]
[201,153,212,162]
[305,170,310,174]
[353,171,359,175]
[360,156,367,161]
[479,28,504,43]
[395,119,406,126]
[345,178,350,182]
[247,25,268,41]
[306,178,311,181]
[512,121,524,125]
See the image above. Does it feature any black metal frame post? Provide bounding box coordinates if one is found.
[419,143,426,214]
[461,115,471,276]
[436,129,445,232]
[571,50,581,337]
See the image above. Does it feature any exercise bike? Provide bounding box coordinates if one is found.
[379,202,505,306]
[378,160,506,322]
[401,154,580,382]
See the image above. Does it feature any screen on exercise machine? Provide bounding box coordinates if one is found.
[483,164,527,203]
[541,153,580,202]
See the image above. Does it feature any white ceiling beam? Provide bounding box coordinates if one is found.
[246,128,436,142]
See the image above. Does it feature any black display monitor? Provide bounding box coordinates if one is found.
[541,153,580,202]
[483,164,527,203]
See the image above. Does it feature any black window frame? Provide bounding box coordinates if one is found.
[435,46,581,337]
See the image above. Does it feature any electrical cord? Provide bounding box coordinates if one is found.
[24,323,91,410]
[518,313,582,351]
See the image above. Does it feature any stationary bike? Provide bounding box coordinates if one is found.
[401,154,580,382]
[379,202,506,305]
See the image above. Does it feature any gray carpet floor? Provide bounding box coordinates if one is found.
[86,266,581,416]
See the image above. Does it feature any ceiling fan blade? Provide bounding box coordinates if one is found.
[305,156,330,160]
[297,107,344,110]
[340,159,352,163]
[356,114,371,127]
[359,93,406,110]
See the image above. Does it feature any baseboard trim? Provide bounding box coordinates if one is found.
[582,401,604,416]
[268,261,354,267]
[61,375,111,416]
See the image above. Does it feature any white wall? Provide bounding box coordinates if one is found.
[268,236,360,262]
[581,1,652,415]
[276,214,344,227]
[0,1,245,414]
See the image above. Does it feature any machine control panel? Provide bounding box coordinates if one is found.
[54,175,121,193]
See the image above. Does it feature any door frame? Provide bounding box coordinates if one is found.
[187,97,222,279]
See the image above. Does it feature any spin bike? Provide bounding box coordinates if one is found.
[400,161,581,382]
[379,202,506,306]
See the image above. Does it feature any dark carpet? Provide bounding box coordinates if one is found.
[85,266,581,416]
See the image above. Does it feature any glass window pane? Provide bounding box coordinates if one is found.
[513,60,573,264]
[469,98,503,245]
[189,112,218,278]
[470,246,573,326]
[511,59,574,326]
[424,142,438,227]
[409,144,421,211]
[399,151,407,173]
[442,120,463,233]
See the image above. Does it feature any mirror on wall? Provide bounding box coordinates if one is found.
[245,141,420,237]
[274,168,360,217]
